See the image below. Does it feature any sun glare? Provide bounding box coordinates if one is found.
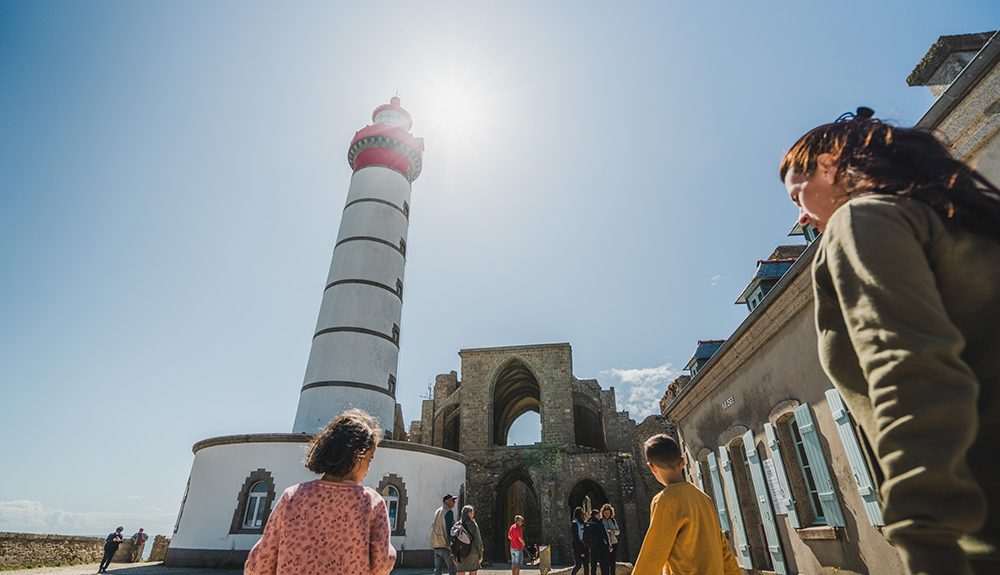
[422,78,487,141]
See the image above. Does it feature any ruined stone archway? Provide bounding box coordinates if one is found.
[494,468,542,561]
[492,359,542,446]
[568,479,609,519]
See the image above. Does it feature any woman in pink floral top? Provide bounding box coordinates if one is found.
[245,409,396,575]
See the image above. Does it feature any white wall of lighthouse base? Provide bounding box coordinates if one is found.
[165,436,465,568]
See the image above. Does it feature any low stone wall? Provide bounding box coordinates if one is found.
[147,535,170,562]
[0,532,150,570]
[0,532,104,570]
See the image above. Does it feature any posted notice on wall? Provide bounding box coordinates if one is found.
[763,459,788,515]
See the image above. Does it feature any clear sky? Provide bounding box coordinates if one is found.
[1,0,996,537]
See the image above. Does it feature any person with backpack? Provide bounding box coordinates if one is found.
[584,509,609,575]
[452,505,483,575]
[570,507,589,575]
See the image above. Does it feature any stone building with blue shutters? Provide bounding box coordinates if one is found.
[661,30,1000,575]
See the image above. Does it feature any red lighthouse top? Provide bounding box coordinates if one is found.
[348,97,424,182]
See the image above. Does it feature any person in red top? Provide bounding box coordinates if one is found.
[507,515,525,575]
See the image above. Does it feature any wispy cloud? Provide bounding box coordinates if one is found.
[600,362,679,419]
[0,500,175,537]
[710,274,723,286]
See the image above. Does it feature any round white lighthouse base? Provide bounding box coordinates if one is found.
[165,434,466,568]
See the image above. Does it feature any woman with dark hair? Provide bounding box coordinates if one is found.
[453,505,483,575]
[570,506,589,575]
[245,409,395,575]
[599,503,620,575]
[782,109,1000,575]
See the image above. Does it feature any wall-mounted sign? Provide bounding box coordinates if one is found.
[721,395,735,410]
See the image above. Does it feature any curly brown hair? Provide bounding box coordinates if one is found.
[305,409,383,477]
[780,109,1000,241]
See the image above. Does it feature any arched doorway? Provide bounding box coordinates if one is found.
[494,469,542,561]
[568,479,609,519]
[493,359,542,446]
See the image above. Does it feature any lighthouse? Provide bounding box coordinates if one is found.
[166,98,464,568]
[293,96,424,434]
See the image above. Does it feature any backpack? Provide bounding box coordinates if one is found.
[450,521,472,560]
[583,520,605,549]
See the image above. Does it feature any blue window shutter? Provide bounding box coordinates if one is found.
[706,452,730,532]
[793,404,846,527]
[742,431,787,575]
[691,460,705,492]
[719,446,753,569]
[825,388,884,526]
[764,422,801,528]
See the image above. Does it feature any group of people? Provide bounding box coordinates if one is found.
[243,110,999,575]
[97,526,148,573]
[429,492,486,575]
[570,504,621,575]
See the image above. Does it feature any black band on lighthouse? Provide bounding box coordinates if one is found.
[300,380,395,397]
[344,198,409,219]
[334,236,406,258]
[313,326,399,348]
[324,279,402,301]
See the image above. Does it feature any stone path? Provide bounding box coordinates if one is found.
[2,562,546,575]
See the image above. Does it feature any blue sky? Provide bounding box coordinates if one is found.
[1,0,996,537]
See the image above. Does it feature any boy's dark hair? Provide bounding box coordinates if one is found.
[305,409,383,476]
[644,433,682,468]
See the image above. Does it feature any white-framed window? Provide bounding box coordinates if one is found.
[243,482,269,528]
[786,420,826,525]
[382,485,400,531]
[747,285,766,311]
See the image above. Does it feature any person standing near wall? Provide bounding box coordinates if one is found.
[98,527,123,573]
[570,507,589,575]
[431,494,458,575]
[599,504,621,575]
[129,528,148,562]
[782,108,1000,575]
[508,515,525,575]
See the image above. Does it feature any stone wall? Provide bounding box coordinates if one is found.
[0,532,104,570]
[147,535,170,562]
[0,532,152,570]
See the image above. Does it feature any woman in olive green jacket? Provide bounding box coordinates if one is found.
[780,108,1000,575]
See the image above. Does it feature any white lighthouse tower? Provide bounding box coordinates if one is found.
[293,96,422,435]
[165,98,465,568]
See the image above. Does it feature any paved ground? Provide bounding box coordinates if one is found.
[2,562,547,575]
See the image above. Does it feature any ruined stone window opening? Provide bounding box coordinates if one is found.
[573,403,606,451]
[492,359,542,446]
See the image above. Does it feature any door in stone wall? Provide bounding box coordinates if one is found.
[495,476,541,561]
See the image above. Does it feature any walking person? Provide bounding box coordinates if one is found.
[633,434,740,575]
[781,108,1000,575]
[244,409,395,575]
[600,504,621,575]
[98,526,123,573]
[453,505,483,575]
[570,507,589,575]
[508,515,525,575]
[584,509,609,575]
[431,493,458,575]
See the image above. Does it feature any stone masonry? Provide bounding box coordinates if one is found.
[408,343,672,565]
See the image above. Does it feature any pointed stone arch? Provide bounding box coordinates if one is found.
[491,357,543,446]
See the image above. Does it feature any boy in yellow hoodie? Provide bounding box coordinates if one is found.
[633,434,742,575]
